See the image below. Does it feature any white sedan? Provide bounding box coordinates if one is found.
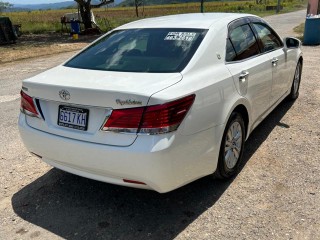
[19,13,303,193]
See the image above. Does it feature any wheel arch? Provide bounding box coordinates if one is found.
[215,103,249,179]
[232,104,249,138]
[224,99,251,140]
[299,55,303,66]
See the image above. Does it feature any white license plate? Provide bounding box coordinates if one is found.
[58,105,89,131]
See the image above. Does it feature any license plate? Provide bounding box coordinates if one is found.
[58,105,89,131]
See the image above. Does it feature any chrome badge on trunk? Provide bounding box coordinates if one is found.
[59,90,70,101]
[116,99,142,106]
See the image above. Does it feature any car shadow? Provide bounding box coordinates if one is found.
[12,99,295,240]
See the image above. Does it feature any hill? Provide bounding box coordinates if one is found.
[9,1,123,12]
[13,1,76,10]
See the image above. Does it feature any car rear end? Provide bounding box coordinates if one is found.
[18,26,220,193]
[18,73,219,192]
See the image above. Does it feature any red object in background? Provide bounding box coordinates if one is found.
[307,0,320,15]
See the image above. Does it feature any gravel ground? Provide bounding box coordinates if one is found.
[1,9,320,240]
[0,34,99,64]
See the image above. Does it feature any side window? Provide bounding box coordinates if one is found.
[252,23,283,52]
[227,24,260,61]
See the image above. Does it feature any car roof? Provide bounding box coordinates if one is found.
[117,13,254,30]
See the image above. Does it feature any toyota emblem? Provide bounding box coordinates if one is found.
[59,90,70,101]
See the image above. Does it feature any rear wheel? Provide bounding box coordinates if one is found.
[215,112,245,179]
[288,61,302,100]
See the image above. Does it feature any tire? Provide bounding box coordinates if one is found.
[288,61,302,100]
[215,112,245,179]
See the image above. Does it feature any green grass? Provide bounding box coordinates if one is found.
[2,0,308,34]
[293,22,305,40]
[294,22,305,34]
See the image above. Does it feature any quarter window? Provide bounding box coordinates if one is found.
[226,39,237,62]
[252,23,282,52]
[227,24,260,62]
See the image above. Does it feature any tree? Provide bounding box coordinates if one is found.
[200,0,205,13]
[0,1,12,13]
[74,0,114,29]
[134,0,143,17]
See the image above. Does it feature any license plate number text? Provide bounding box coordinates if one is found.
[58,106,89,131]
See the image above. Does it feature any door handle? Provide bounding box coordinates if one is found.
[239,71,249,82]
[272,58,279,66]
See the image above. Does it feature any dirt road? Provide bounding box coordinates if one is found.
[1,10,319,240]
[263,9,306,37]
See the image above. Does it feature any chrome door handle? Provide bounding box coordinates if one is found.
[272,58,279,66]
[239,71,249,82]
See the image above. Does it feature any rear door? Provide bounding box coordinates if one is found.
[225,19,273,124]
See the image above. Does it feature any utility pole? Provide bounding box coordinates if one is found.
[276,0,281,13]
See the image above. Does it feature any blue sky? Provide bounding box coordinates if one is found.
[8,0,70,4]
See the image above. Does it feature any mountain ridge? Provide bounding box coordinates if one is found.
[10,0,123,11]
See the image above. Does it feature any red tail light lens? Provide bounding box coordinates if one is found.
[102,107,144,133]
[139,94,195,134]
[102,94,195,134]
[123,179,146,185]
[20,90,40,118]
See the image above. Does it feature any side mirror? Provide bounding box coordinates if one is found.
[283,37,301,49]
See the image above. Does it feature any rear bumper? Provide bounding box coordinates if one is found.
[19,114,223,193]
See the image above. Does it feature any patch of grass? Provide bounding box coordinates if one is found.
[2,0,308,34]
[294,22,305,34]
[293,22,305,40]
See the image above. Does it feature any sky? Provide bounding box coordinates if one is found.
[7,0,71,4]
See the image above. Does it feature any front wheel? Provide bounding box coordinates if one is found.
[215,112,245,179]
[288,61,302,100]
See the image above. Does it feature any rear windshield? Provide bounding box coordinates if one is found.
[65,28,207,73]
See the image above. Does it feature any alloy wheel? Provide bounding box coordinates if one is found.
[293,63,301,95]
[224,121,243,169]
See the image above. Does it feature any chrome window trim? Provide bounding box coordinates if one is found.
[225,46,285,65]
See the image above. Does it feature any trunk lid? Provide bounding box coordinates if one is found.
[23,66,182,146]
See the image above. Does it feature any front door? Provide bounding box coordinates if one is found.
[250,22,289,106]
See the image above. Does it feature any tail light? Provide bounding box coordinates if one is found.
[102,94,195,135]
[123,179,146,185]
[20,90,40,118]
[102,107,144,133]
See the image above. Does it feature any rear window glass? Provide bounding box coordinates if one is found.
[228,24,260,61]
[65,28,207,73]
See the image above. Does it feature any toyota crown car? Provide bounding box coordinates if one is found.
[19,13,303,193]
